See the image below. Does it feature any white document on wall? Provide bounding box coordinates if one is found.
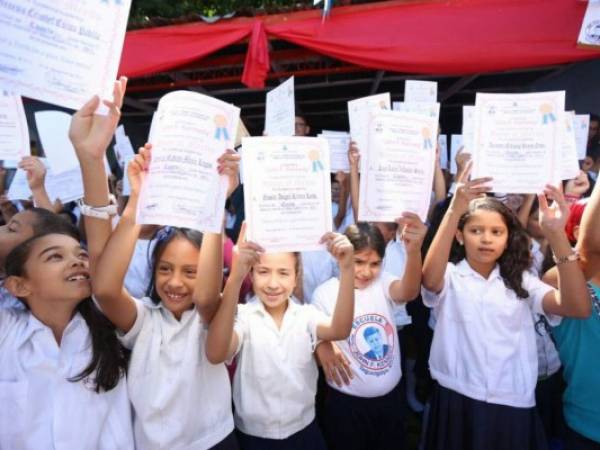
[358,110,437,222]
[0,0,132,112]
[0,94,29,160]
[242,136,333,253]
[348,93,391,161]
[137,91,240,233]
[404,80,438,103]
[265,76,295,137]
[472,91,565,193]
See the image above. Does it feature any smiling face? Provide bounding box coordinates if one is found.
[154,237,199,319]
[251,252,298,312]
[457,209,508,274]
[353,247,382,290]
[7,234,91,309]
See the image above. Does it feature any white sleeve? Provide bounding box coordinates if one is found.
[232,305,249,358]
[0,308,23,348]
[421,264,453,308]
[523,271,561,326]
[117,298,148,350]
[305,304,332,351]
[311,280,335,315]
[382,271,401,302]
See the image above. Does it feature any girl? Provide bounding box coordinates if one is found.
[421,164,590,450]
[1,228,133,449]
[205,226,355,450]
[89,146,240,450]
[312,217,427,450]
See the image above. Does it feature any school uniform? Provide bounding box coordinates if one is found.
[123,238,154,299]
[0,308,134,450]
[0,283,24,310]
[232,297,328,450]
[301,250,339,303]
[421,259,558,450]
[119,297,235,450]
[312,274,406,450]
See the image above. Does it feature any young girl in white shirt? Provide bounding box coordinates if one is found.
[87,146,240,450]
[312,217,427,450]
[421,165,590,450]
[1,228,133,450]
[205,225,355,450]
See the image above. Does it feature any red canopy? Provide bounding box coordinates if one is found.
[119,0,600,88]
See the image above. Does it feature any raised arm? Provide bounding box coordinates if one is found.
[348,142,360,224]
[316,233,355,341]
[422,163,492,293]
[206,224,262,364]
[18,157,53,211]
[91,146,149,332]
[389,213,427,302]
[516,194,535,229]
[69,78,127,275]
[538,186,591,318]
[577,174,600,279]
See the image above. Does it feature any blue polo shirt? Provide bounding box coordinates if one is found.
[552,283,600,444]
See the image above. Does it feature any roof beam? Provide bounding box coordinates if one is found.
[369,71,385,95]
[439,74,479,102]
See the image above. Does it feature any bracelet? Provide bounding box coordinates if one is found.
[77,195,118,220]
[552,250,580,265]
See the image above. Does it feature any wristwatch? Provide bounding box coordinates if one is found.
[77,195,118,220]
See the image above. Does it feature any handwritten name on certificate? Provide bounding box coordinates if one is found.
[0,94,29,160]
[265,76,295,137]
[242,137,333,253]
[0,0,131,111]
[359,110,437,223]
[472,92,565,194]
[137,91,240,233]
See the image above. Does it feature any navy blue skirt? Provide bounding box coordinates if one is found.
[425,383,549,450]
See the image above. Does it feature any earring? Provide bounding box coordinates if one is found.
[457,240,463,246]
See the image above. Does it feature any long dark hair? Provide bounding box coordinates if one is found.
[450,197,531,299]
[146,227,203,304]
[5,230,128,392]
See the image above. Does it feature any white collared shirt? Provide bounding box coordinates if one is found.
[120,297,234,450]
[301,250,339,303]
[232,297,328,439]
[0,284,25,311]
[312,273,402,398]
[0,309,134,450]
[422,259,559,408]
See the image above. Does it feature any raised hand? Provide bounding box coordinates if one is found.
[348,141,360,171]
[321,232,354,269]
[538,184,570,237]
[450,161,492,216]
[395,212,428,254]
[69,77,127,161]
[127,144,151,197]
[217,149,241,198]
[18,156,46,191]
[231,222,264,278]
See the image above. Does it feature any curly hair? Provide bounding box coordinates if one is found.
[449,197,531,299]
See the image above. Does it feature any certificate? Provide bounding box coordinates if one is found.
[0,0,131,111]
[137,91,240,233]
[114,125,135,167]
[265,76,295,136]
[558,111,580,180]
[8,158,83,203]
[450,134,464,175]
[438,134,448,170]
[358,110,437,222]
[578,1,600,48]
[462,105,475,155]
[472,91,565,193]
[34,111,79,174]
[574,114,590,160]
[404,80,438,103]
[348,93,391,160]
[392,101,440,122]
[318,132,351,173]
[0,94,29,160]
[242,136,333,253]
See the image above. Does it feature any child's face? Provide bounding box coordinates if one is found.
[457,210,508,269]
[154,237,199,319]
[353,248,382,290]
[252,252,297,311]
[0,210,38,272]
[526,209,544,240]
[9,234,90,307]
